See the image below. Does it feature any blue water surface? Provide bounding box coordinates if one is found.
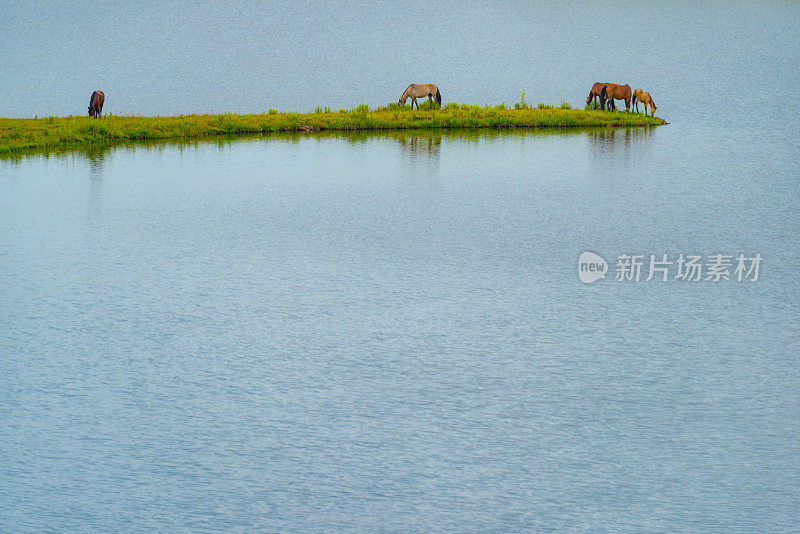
[2,1,799,531]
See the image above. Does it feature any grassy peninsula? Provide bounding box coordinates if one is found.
[0,101,665,155]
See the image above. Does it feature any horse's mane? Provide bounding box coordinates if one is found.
[402,84,414,98]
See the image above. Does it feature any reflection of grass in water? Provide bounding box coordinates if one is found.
[0,105,664,155]
[0,126,660,164]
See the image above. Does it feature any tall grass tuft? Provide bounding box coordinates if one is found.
[514,90,529,110]
[417,101,441,111]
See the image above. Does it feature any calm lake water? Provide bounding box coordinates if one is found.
[2,1,800,532]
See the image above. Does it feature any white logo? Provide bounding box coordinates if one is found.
[578,252,608,283]
[578,252,762,283]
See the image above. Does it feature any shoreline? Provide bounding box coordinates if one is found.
[0,104,665,155]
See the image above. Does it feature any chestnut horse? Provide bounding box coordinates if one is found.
[632,88,657,116]
[399,83,441,109]
[88,90,105,118]
[586,82,611,109]
[600,84,631,111]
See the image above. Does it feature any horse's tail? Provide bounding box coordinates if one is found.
[435,88,441,107]
[650,97,656,114]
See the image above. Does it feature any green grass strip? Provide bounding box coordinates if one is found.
[0,103,665,155]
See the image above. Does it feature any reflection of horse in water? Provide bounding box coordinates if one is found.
[396,132,442,172]
[398,83,442,109]
[600,84,632,111]
[632,88,657,116]
[587,127,654,151]
[397,133,442,154]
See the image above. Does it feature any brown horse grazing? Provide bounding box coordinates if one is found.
[586,82,611,108]
[632,88,657,116]
[399,83,441,109]
[88,90,104,118]
[600,84,632,111]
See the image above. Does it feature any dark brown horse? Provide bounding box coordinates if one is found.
[586,82,611,109]
[600,84,631,111]
[88,90,105,118]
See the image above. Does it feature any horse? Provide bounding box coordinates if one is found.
[398,83,441,109]
[88,90,105,118]
[632,88,657,116]
[586,82,611,109]
[599,84,631,111]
